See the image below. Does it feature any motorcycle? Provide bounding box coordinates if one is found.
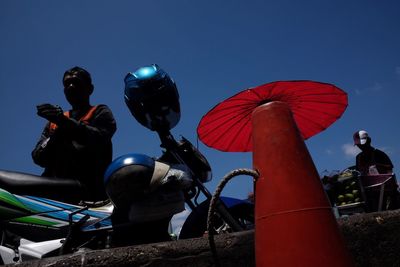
[0,64,254,264]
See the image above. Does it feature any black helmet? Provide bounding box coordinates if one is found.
[124,64,180,132]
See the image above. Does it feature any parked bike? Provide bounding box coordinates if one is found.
[0,64,254,264]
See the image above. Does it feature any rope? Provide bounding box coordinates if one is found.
[207,168,259,267]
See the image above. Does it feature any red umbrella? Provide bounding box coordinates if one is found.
[197,80,348,152]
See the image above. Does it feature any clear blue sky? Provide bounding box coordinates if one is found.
[1,0,399,201]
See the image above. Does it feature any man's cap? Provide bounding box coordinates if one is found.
[353,130,369,145]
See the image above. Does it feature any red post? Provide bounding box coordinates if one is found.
[252,101,354,267]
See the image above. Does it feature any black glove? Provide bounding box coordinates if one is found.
[36,104,65,124]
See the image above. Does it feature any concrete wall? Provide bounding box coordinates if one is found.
[338,209,400,267]
[9,209,400,267]
[9,231,254,267]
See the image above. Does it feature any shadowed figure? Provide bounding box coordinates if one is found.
[32,66,117,203]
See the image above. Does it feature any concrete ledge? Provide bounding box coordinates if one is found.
[10,230,254,267]
[9,210,400,266]
[338,209,400,267]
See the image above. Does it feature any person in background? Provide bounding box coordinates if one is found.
[353,130,398,211]
[32,66,117,203]
[353,130,393,175]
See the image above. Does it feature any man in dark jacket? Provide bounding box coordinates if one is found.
[32,66,117,202]
[353,130,397,211]
[353,130,393,175]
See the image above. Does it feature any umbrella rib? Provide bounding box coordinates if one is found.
[198,102,256,133]
[204,102,257,117]
[199,105,253,133]
[199,105,253,138]
[200,98,261,119]
[205,107,254,150]
[289,94,347,102]
[291,104,347,118]
[294,112,331,138]
[297,98,346,104]
[224,109,252,151]
[249,87,266,100]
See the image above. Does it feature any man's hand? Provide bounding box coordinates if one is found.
[36,104,65,124]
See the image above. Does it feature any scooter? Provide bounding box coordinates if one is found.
[0,65,254,264]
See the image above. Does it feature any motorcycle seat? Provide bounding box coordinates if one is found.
[0,169,83,203]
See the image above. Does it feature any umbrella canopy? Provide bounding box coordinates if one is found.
[197,80,348,152]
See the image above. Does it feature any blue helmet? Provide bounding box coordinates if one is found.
[104,153,170,207]
[124,64,180,132]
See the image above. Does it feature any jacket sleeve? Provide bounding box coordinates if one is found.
[31,123,55,167]
[56,105,117,146]
[375,149,394,170]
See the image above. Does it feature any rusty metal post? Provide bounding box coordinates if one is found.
[252,101,354,267]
